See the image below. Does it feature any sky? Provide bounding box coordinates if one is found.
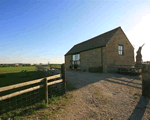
[0,0,150,64]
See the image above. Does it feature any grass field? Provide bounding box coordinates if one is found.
[0,66,37,88]
[44,64,61,69]
[0,65,63,118]
[0,65,61,87]
[0,71,52,87]
[0,64,61,74]
[0,66,36,74]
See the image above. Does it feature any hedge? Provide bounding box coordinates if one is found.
[88,66,103,73]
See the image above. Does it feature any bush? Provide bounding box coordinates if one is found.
[82,69,87,72]
[88,66,103,73]
[69,65,72,69]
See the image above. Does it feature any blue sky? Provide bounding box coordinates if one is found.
[0,0,150,64]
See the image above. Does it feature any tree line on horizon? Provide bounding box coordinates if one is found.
[0,64,32,67]
[0,63,61,67]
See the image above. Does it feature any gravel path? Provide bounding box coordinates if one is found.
[24,70,150,120]
[54,70,150,120]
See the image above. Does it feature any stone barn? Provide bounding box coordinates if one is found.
[65,26,135,73]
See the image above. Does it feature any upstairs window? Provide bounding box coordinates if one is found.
[118,45,123,55]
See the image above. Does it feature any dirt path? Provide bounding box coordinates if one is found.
[24,70,150,120]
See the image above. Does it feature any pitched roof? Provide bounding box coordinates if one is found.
[65,26,121,56]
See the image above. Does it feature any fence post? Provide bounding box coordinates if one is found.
[61,64,66,94]
[142,64,150,97]
[44,78,48,104]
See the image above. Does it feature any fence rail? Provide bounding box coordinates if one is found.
[0,64,66,115]
[0,84,44,101]
[0,74,61,93]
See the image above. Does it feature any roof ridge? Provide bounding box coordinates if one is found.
[65,26,121,56]
[75,26,121,46]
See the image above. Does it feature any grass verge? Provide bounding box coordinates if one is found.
[0,95,63,120]
[0,81,76,120]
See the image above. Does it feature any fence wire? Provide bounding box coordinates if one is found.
[0,87,43,115]
[0,75,64,116]
[48,82,63,98]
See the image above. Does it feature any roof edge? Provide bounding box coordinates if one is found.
[74,26,121,47]
[65,45,106,56]
[120,27,134,49]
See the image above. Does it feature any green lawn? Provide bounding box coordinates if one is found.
[0,66,36,74]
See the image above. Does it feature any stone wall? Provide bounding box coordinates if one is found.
[106,27,135,70]
[102,47,107,73]
[65,55,72,70]
[80,47,102,70]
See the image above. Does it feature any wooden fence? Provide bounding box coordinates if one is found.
[0,64,66,114]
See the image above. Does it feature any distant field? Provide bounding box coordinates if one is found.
[44,64,61,69]
[0,65,61,87]
[0,64,61,74]
[0,66,36,74]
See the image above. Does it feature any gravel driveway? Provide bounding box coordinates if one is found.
[54,70,150,120]
[24,70,150,120]
[65,70,141,89]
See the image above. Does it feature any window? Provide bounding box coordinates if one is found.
[72,54,80,67]
[118,45,123,55]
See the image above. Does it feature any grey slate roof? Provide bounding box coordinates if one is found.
[65,26,121,56]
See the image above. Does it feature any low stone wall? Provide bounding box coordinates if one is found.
[107,67,118,73]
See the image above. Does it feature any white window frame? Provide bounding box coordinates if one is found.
[118,45,124,55]
[72,54,80,65]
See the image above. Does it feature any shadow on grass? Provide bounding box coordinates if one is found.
[128,96,149,120]
[0,95,63,120]
[0,71,55,87]
[0,70,60,97]
[0,70,63,119]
